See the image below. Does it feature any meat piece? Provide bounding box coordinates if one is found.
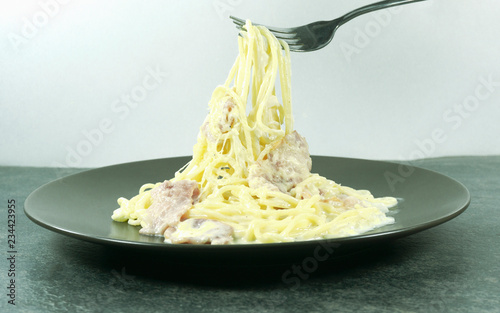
[340,194,361,208]
[201,98,238,143]
[139,180,200,236]
[248,131,312,193]
[166,219,234,245]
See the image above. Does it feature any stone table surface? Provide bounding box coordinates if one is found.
[1,156,499,313]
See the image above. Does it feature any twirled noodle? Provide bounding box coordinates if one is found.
[111,21,397,244]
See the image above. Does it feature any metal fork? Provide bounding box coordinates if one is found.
[230,0,427,52]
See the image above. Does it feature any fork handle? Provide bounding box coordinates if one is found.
[338,0,427,26]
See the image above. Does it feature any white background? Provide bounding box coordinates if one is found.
[1,0,499,168]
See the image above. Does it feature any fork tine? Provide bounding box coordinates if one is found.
[262,26,295,36]
[270,32,299,40]
[277,39,302,48]
[229,16,246,26]
[231,22,245,30]
[286,43,304,49]
[231,22,244,30]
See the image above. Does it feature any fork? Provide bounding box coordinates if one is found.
[230,0,427,52]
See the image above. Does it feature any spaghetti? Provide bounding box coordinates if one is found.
[111,20,397,244]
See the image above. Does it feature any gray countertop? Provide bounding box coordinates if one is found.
[1,156,499,313]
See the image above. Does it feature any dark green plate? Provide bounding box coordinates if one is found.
[24,156,470,264]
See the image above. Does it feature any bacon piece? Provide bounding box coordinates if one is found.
[139,180,199,236]
[201,98,238,143]
[248,131,312,193]
[339,194,361,208]
[167,219,234,245]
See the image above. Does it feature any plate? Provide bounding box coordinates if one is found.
[24,156,470,264]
